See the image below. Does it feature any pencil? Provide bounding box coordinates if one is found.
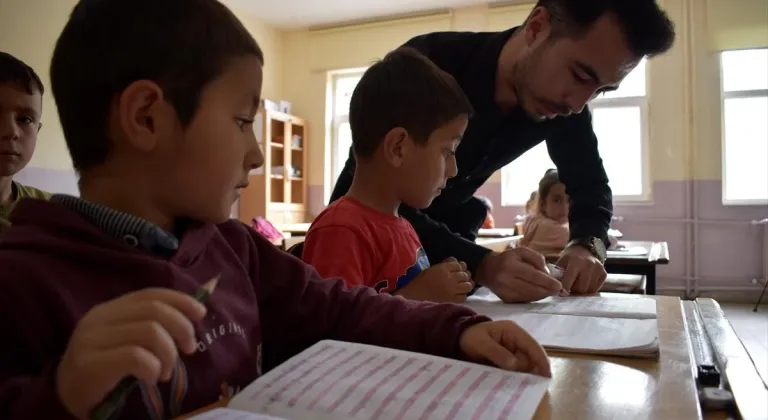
[89,276,220,420]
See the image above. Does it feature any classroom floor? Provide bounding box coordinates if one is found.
[721,303,768,387]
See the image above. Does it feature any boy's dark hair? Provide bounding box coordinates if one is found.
[477,196,493,212]
[50,0,264,173]
[532,0,676,58]
[349,47,473,159]
[0,52,44,95]
[537,169,562,213]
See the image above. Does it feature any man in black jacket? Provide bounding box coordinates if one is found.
[331,0,675,302]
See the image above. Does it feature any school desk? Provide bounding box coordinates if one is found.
[178,294,767,420]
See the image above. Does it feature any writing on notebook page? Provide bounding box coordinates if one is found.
[228,341,550,420]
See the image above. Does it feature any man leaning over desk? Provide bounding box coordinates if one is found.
[330,0,676,303]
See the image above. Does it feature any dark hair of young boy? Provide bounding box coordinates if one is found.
[50,0,263,174]
[348,47,474,159]
[0,52,44,95]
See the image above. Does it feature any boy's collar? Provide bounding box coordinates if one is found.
[51,194,179,257]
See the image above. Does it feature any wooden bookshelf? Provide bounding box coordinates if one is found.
[238,109,307,226]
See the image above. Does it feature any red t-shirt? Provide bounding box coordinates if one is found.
[302,197,430,293]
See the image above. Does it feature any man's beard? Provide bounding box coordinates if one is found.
[510,52,546,122]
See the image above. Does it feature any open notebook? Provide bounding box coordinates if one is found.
[466,289,660,359]
[189,340,550,420]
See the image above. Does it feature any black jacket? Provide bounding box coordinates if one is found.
[330,29,613,273]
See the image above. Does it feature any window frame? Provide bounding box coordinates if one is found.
[501,61,651,206]
[328,69,366,188]
[719,48,768,206]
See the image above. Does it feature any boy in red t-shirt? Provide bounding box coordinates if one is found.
[302,48,475,303]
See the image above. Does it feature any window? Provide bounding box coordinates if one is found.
[502,59,649,206]
[329,70,365,186]
[720,49,768,205]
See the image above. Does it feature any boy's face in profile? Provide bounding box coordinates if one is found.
[140,55,265,224]
[0,83,41,177]
[397,115,467,209]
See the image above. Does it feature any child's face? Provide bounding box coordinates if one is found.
[542,182,569,222]
[151,56,265,224]
[398,115,467,209]
[0,83,42,177]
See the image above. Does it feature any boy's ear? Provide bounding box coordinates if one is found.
[117,80,174,152]
[381,127,409,168]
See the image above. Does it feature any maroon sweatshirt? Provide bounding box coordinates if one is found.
[0,199,489,419]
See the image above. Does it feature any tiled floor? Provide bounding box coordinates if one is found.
[721,303,768,387]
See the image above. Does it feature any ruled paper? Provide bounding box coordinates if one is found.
[227,340,550,420]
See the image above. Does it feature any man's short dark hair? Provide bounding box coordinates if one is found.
[50,0,264,173]
[533,0,676,58]
[349,47,473,159]
[0,52,44,95]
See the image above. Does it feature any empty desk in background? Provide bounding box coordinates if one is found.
[478,228,518,238]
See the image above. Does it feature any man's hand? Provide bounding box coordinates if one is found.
[557,245,607,294]
[459,320,551,377]
[395,257,474,303]
[475,248,562,303]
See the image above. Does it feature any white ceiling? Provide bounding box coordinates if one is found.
[222,0,490,29]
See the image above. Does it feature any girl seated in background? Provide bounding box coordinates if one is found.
[477,196,495,229]
[519,169,570,255]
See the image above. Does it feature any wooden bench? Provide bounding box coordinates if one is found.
[599,273,646,294]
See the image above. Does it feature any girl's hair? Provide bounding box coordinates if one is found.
[525,190,537,213]
[537,169,562,215]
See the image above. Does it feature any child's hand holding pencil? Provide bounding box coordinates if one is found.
[56,279,217,420]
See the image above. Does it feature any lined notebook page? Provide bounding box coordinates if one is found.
[228,340,550,420]
[468,289,657,320]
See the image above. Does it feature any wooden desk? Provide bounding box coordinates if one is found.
[475,235,522,252]
[181,295,708,420]
[697,298,768,420]
[478,228,518,237]
[279,223,310,236]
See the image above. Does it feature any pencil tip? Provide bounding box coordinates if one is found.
[203,275,219,293]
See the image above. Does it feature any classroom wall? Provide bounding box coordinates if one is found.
[0,0,285,193]
[279,0,768,298]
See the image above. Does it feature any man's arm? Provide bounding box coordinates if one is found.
[546,108,613,247]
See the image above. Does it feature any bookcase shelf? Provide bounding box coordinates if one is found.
[238,109,307,226]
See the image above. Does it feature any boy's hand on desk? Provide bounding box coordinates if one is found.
[395,257,474,303]
[56,289,207,419]
[459,320,552,377]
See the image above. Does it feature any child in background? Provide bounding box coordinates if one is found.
[477,195,495,229]
[0,52,50,231]
[515,190,538,235]
[0,1,550,418]
[302,48,475,303]
[520,169,570,255]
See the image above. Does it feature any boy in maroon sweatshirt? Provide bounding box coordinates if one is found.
[0,0,551,418]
